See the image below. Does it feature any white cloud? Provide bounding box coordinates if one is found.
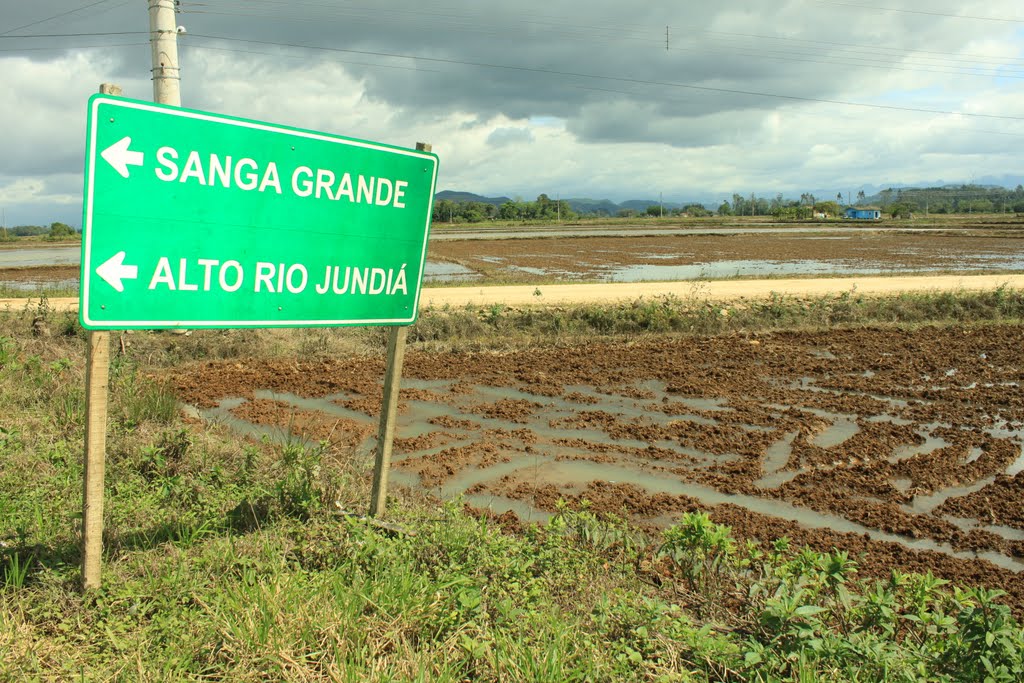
[0,0,1021,223]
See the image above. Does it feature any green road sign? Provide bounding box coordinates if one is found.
[80,94,438,329]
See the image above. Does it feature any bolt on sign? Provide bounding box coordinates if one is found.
[80,94,439,329]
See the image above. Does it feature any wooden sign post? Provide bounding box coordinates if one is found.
[369,327,409,517]
[368,141,430,518]
[81,83,121,590]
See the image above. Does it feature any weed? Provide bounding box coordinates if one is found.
[274,440,327,519]
[111,361,178,428]
[1,553,32,590]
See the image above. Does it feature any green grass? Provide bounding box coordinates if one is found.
[0,284,79,298]
[2,294,1024,679]
[408,286,1024,350]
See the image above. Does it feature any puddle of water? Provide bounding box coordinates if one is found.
[196,398,320,447]
[756,432,799,488]
[254,390,371,422]
[771,380,914,410]
[651,440,731,462]
[1006,450,1024,476]
[507,265,550,276]
[809,349,838,360]
[908,476,997,515]
[0,278,78,290]
[810,418,860,449]
[465,494,553,523]
[440,456,555,498]
[186,376,1024,574]
[0,246,80,267]
[866,414,913,426]
[944,516,1024,542]
[456,457,1024,572]
[602,259,930,283]
[422,261,481,282]
[891,433,952,462]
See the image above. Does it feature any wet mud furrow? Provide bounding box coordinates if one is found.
[175,324,1024,610]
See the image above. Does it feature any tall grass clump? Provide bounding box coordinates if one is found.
[409,288,1024,348]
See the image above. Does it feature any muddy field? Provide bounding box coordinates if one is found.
[428,231,1024,282]
[4,230,1024,289]
[172,324,1024,611]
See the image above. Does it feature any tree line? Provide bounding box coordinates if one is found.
[870,184,1024,218]
[431,184,1024,224]
[432,194,580,223]
[0,222,78,241]
[432,194,716,223]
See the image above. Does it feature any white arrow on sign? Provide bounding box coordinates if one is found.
[96,251,138,292]
[100,136,144,178]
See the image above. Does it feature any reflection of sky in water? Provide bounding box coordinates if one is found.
[422,261,481,281]
[605,259,908,281]
[191,376,1024,572]
[4,247,1024,286]
[2,279,79,291]
[604,255,1024,282]
[0,247,80,267]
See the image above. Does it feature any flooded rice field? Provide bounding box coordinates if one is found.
[427,231,1024,282]
[4,230,1024,289]
[173,324,1024,610]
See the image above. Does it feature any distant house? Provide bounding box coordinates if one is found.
[844,207,881,220]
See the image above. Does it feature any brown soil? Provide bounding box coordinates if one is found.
[427,232,1024,281]
[229,398,374,450]
[4,231,1024,292]
[172,323,1024,612]
[0,265,78,282]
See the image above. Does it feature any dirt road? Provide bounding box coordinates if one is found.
[417,273,1024,307]
[7,273,1021,313]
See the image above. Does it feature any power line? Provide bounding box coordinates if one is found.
[190,0,662,36]
[807,0,1024,23]
[187,33,1024,121]
[190,1,1024,66]
[692,33,1024,72]
[0,42,148,53]
[191,43,442,73]
[700,29,1024,66]
[667,40,1024,80]
[571,84,1024,138]
[1,0,121,36]
[180,3,1024,80]
[0,32,147,39]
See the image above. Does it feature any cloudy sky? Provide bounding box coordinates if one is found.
[2,0,1023,225]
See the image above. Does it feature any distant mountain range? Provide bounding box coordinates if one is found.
[434,190,685,215]
[437,174,1024,215]
[434,190,512,206]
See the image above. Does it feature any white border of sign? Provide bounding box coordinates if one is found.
[81,96,438,328]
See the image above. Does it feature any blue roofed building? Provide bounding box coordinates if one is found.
[844,207,882,220]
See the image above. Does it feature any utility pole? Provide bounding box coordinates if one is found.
[659,192,663,218]
[149,0,181,107]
